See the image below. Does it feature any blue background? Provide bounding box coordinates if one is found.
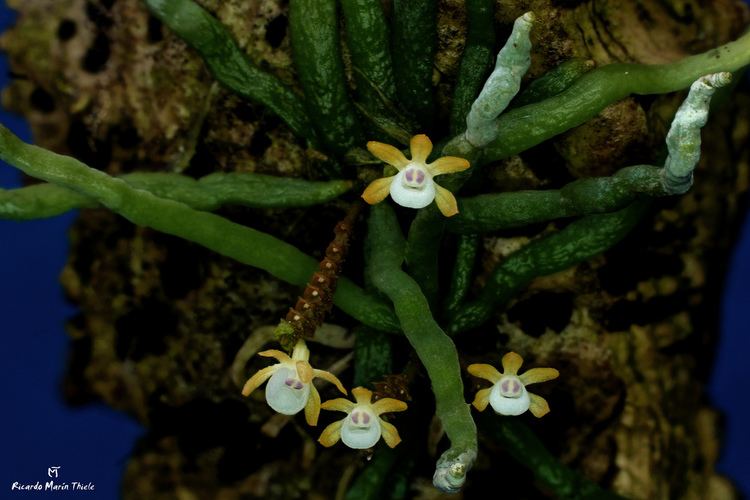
[0,6,141,499]
[0,3,748,499]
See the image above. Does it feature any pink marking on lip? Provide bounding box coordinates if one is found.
[294,381,304,390]
[362,413,370,424]
[405,169,414,182]
[512,380,519,393]
[285,379,294,387]
[501,380,509,392]
[352,412,360,424]
[416,170,425,183]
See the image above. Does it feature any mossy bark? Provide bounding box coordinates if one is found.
[2,0,749,498]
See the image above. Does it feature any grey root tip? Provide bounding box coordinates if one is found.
[432,450,476,493]
[698,72,732,89]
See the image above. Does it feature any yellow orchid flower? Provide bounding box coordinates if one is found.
[318,386,407,449]
[467,352,559,418]
[361,134,470,217]
[241,339,346,426]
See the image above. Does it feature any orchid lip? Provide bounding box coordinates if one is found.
[265,366,310,415]
[489,380,530,416]
[402,165,428,189]
[390,169,436,209]
[498,376,523,398]
[341,407,382,449]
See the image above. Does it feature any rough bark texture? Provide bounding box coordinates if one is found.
[2,0,749,498]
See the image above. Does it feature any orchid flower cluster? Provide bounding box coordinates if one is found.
[242,339,409,449]
[242,340,558,450]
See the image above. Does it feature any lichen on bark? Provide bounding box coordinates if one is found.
[2,0,749,498]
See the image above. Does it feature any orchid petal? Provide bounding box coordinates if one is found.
[296,360,314,384]
[434,183,459,217]
[379,418,402,448]
[351,387,374,405]
[318,420,343,447]
[528,392,551,418]
[427,156,470,176]
[313,369,347,394]
[367,141,409,169]
[467,363,502,383]
[371,398,408,416]
[258,349,292,364]
[410,134,433,163]
[471,387,492,412]
[501,352,524,375]
[291,340,310,361]
[305,383,321,426]
[362,176,396,205]
[241,365,278,396]
[520,367,559,386]
[321,398,356,413]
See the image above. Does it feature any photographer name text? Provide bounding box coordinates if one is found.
[11,481,95,492]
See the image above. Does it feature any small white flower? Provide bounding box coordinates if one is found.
[318,387,407,449]
[241,340,346,426]
[468,352,559,418]
[361,134,470,217]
